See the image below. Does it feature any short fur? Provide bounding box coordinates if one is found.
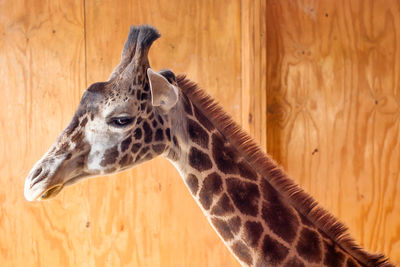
[176,75,393,267]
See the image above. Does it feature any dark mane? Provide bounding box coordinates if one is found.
[176,74,393,267]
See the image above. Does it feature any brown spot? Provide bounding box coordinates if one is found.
[144,153,153,161]
[131,143,141,153]
[199,172,222,210]
[211,218,233,241]
[260,179,299,243]
[260,234,289,265]
[194,106,213,130]
[167,149,179,161]
[211,193,234,216]
[121,136,132,152]
[244,221,263,248]
[312,148,318,155]
[156,115,163,125]
[261,199,299,244]
[154,129,163,141]
[226,178,260,216]
[173,136,179,146]
[212,134,238,174]
[182,93,193,115]
[165,128,171,141]
[119,154,132,167]
[228,216,241,234]
[134,128,142,140]
[135,153,143,162]
[143,81,150,92]
[188,119,209,149]
[86,221,90,228]
[284,257,305,267]
[146,105,152,114]
[143,122,152,143]
[100,146,119,167]
[75,142,87,152]
[324,241,345,267]
[152,144,166,154]
[186,174,199,195]
[80,117,88,127]
[152,119,158,128]
[237,161,257,180]
[105,166,116,173]
[141,92,148,100]
[346,258,359,267]
[231,241,252,265]
[189,147,212,172]
[139,147,150,157]
[296,228,322,263]
[260,178,279,202]
[71,131,84,143]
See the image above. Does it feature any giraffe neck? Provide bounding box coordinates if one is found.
[162,91,366,267]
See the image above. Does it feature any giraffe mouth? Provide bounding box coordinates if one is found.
[36,173,89,200]
[39,184,64,200]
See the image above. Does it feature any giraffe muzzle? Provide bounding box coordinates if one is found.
[24,146,88,201]
[24,155,66,201]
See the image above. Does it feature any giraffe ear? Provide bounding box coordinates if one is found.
[147,68,178,111]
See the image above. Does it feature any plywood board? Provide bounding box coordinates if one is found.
[266,0,400,263]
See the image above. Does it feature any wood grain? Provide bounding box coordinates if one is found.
[84,0,242,266]
[0,0,87,266]
[241,0,267,149]
[266,0,400,264]
[1,0,399,266]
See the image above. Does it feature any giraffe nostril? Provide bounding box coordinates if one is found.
[32,167,42,179]
[30,167,50,189]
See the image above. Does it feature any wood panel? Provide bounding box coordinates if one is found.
[0,0,87,266]
[266,0,400,264]
[83,0,242,266]
[1,0,399,266]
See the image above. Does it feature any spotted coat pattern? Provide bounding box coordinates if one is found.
[168,92,365,267]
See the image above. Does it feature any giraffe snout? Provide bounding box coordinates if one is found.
[24,154,68,201]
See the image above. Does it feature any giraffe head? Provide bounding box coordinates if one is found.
[24,25,179,201]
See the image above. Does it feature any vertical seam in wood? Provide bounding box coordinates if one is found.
[240,0,243,127]
[264,0,268,151]
[83,0,88,88]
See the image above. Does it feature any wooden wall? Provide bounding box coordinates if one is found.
[266,0,400,264]
[0,0,398,266]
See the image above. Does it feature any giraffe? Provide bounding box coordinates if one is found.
[24,25,393,267]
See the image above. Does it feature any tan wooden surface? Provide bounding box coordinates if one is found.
[266,0,400,264]
[0,0,398,266]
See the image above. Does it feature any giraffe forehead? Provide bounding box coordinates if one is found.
[79,87,141,116]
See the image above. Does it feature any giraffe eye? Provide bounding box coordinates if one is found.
[109,117,134,127]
